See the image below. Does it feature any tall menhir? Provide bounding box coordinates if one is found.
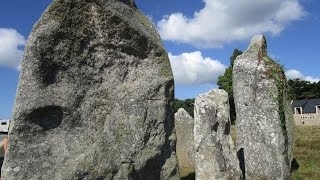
[233,35,294,179]
[3,0,179,179]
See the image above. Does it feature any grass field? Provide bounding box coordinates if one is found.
[292,126,320,179]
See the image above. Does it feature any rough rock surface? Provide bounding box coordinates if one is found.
[233,35,294,179]
[174,108,194,176]
[3,0,179,179]
[194,89,242,180]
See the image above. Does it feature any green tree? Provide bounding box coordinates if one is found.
[229,48,243,67]
[288,79,320,100]
[174,98,195,117]
[217,48,243,124]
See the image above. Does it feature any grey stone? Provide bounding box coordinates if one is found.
[233,35,294,179]
[194,89,242,180]
[175,108,195,176]
[3,0,179,179]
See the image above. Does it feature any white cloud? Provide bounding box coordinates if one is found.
[0,28,26,69]
[286,69,320,83]
[169,51,226,85]
[158,0,305,48]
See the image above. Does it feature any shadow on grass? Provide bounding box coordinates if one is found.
[181,173,195,180]
[291,158,299,172]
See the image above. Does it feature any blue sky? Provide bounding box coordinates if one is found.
[1,0,320,119]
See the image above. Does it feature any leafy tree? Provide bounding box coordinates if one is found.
[174,98,195,117]
[288,79,320,100]
[217,49,243,124]
[229,48,243,67]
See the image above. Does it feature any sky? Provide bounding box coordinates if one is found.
[0,0,320,119]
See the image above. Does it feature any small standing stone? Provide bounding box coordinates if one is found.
[175,108,195,176]
[194,89,242,180]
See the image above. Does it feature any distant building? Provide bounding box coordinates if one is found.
[292,98,320,126]
[0,119,10,133]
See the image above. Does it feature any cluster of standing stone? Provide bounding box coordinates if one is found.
[175,35,294,180]
[2,0,294,179]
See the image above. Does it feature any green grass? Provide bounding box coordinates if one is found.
[0,143,4,156]
[292,126,320,179]
[231,125,237,143]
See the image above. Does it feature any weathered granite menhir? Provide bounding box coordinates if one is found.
[174,108,195,177]
[3,0,179,179]
[233,35,294,179]
[194,89,242,180]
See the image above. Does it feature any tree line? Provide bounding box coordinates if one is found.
[174,49,320,123]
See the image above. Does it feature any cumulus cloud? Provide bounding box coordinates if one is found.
[286,69,320,83]
[158,0,305,48]
[0,28,26,69]
[169,51,226,85]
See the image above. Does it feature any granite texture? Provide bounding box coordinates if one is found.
[194,89,242,180]
[175,108,195,176]
[2,0,179,179]
[233,35,294,179]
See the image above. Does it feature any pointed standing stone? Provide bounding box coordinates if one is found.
[3,0,179,179]
[194,89,242,180]
[175,108,195,177]
[233,35,294,179]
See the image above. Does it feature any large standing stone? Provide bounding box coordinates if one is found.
[175,108,194,177]
[233,35,294,179]
[194,89,242,180]
[3,0,179,179]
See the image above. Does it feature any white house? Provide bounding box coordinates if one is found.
[0,119,10,133]
[292,98,320,126]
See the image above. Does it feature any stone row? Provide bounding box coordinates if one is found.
[175,35,294,180]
